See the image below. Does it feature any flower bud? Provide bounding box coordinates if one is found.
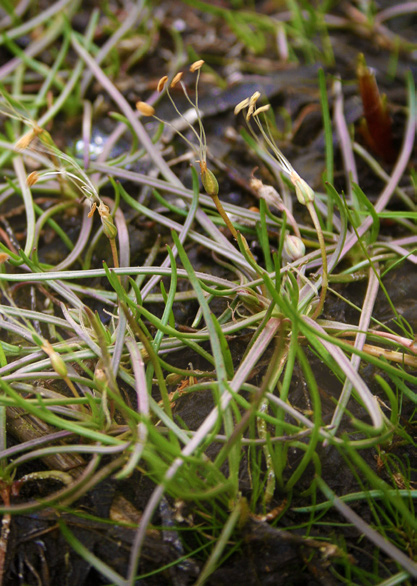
[41,340,68,378]
[166,373,182,386]
[291,172,315,205]
[236,288,267,313]
[283,234,305,262]
[201,166,219,197]
[98,202,118,240]
[49,351,68,378]
[101,215,118,240]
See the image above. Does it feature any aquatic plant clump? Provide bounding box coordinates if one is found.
[0,2,416,585]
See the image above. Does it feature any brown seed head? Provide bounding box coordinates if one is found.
[170,72,183,88]
[190,59,204,72]
[88,202,97,218]
[157,75,168,92]
[14,125,43,151]
[249,176,263,192]
[136,101,155,116]
[15,130,36,151]
[26,171,39,187]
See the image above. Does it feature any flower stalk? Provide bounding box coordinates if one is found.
[235,92,328,316]
[137,60,239,239]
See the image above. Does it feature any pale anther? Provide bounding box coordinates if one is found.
[190,59,204,72]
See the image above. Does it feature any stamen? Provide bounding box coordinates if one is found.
[190,59,205,72]
[136,101,155,116]
[246,103,255,121]
[234,97,250,115]
[249,91,261,106]
[253,104,271,116]
[170,72,183,88]
[157,76,168,92]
